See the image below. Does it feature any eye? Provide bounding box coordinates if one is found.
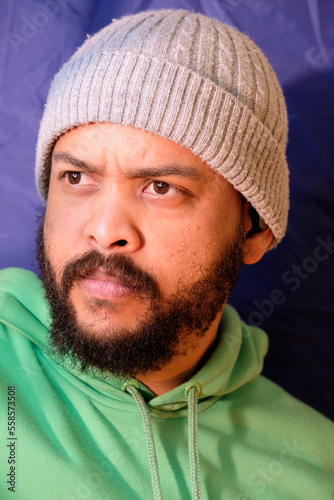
[144,181,183,197]
[67,172,81,185]
[152,181,171,195]
[61,171,97,187]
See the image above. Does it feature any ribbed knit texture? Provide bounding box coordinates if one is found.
[35,9,289,247]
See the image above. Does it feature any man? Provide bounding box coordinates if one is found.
[0,9,333,499]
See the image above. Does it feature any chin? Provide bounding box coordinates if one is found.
[72,298,152,338]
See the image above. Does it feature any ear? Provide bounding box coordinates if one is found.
[242,202,274,265]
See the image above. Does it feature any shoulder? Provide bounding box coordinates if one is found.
[0,267,49,346]
[208,375,334,497]
[227,373,334,464]
[0,267,43,297]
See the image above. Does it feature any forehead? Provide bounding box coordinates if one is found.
[52,122,225,184]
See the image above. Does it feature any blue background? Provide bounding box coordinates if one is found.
[0,0,333,419]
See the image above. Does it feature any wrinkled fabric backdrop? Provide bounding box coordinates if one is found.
[0,0,333,420]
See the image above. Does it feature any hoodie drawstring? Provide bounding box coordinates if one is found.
[126,384,163,500]
[185,385,202,500]
[123,382,202,500]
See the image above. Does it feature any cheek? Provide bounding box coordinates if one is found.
[163,226,191,258]
[44,201,84,268]
[145,221,217,289]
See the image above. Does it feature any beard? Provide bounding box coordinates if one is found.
[36,218,245,380]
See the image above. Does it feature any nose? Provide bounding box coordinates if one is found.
[83,190,142,253]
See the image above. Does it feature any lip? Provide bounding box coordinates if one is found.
[79,270,133,301]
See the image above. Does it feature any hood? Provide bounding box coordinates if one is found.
[0,267,268,418]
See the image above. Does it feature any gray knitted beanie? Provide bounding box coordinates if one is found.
[36,9,289,247]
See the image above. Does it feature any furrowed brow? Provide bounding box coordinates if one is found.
[52,152,100,174]
[52,153,206,181]
[128,165,205,181]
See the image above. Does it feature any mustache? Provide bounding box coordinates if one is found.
[60,249,160,299]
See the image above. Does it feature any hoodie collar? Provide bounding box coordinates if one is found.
[0,268,268,417]
[54,304,268,418]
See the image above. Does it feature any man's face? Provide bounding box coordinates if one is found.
[40,123,248,378]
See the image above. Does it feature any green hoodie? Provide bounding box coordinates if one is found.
[0,268,333,499]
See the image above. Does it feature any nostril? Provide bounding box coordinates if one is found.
[117,240,127,247]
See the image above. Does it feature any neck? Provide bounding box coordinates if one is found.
[137,312,222,396]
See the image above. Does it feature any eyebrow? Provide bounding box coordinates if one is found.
[52,151,205,180]
[128,166,204,180]
[52,152,100,174]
